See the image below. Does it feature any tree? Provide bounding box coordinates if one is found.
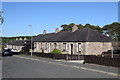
[68,23,75,31]
[61,24,70,31]
[102,22,120,41]
[60,22,120,41]
[77,24,84,29]
[61,23,103,33]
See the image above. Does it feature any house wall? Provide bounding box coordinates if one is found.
[34,42,86,55]
[6,45,13,49]
[34,42,112,55]
[85,42,112,55]
[6,45,23,51]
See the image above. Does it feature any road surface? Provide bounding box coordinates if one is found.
[2,55,119,79]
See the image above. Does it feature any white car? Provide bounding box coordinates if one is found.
[11,49,20,52]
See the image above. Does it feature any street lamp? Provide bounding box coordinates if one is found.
[0,11,3,25]
[29,25,33,56]
[0,11,3,54]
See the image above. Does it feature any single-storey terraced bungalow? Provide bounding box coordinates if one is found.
[32,25,119,55]
[6,38,27,51]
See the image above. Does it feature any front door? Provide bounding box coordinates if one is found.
[71,44,73,55]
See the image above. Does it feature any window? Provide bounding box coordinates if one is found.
[54,43,57,49]
[34,43,36,49]
[41,43,42,49]
[38,43,41,50]
[63,43,67,51]
[78,43,81,52]
[36,43,39,51]
[45,43,47,50]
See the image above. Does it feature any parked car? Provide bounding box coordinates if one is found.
[2,49,13,56]
[11,49,20,52]
[11,49,20,55]
[101,50,120,58]
[102,50,120,55]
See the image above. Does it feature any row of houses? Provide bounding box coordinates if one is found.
[5,25,119,55]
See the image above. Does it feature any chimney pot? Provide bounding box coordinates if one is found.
[19,37,22,40]
[24,37,27,40]
[55,28,59,33]
[43,30,47,35]
[16,38,18,40]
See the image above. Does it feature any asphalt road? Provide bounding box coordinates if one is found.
[2,55,119,78]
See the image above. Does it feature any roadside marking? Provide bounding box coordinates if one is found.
[13,55,119,77]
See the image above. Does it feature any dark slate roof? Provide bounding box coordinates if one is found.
[33,28,117,42]
[7,40,26,46]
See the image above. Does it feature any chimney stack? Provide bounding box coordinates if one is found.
[43,30,47,35]
[24,37,27,40]
[72,25,78,32]
[19,37,22,40]
[55,28,59,33]
[16,38,18,40]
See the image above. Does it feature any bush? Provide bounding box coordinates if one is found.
[51,49,62,54]
[19,50,23,52]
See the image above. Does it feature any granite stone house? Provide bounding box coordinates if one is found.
[33,25,118,55]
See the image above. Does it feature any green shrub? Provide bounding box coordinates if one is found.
[51,49,62,54]
[19,50,23,52]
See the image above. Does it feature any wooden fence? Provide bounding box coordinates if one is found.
[84,55,120,67]
[21,52,120,67]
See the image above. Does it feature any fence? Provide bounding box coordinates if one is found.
[21,52,84,60]
[21,52,120,67]
[84,55,120,67]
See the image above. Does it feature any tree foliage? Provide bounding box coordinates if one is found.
[102,22,120,41]
[2,36,36,43]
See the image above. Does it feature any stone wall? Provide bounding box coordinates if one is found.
[34,42,112,55]
[85,42,112,55]
[34,42,85,55]
[6,45,23,51]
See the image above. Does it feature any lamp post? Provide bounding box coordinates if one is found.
[29,25,33,56]
[0,11,3,25]
[0,10,3,54]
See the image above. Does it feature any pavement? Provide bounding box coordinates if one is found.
[2,54,120,79]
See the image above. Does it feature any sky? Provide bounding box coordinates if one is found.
[2,0,120,2]
[2,2,118,37]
